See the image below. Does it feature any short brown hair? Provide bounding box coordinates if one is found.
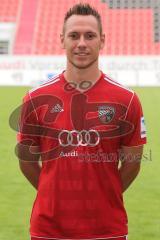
[63,3,102,35]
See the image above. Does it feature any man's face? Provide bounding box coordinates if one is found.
[61,15,105,69]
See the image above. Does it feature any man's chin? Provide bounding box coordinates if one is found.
[70,59,98,69]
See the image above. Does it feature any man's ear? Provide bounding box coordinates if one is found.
[60,34,65,49]
[100,33,105,50]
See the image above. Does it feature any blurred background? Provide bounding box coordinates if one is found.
[0,0,160,240]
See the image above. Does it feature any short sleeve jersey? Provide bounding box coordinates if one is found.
[17,71,146,239]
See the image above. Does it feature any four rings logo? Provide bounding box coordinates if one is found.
[58,130,100,147]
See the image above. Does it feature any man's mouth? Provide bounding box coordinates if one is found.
[75,52,89,56]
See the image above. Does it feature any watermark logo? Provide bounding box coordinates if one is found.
[9,81,145,163]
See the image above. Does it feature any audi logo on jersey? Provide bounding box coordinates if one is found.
[58,129,100,147]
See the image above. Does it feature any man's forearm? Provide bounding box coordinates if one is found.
[19,161,41,190]
[119,145,143,192]
[119,162,140,192]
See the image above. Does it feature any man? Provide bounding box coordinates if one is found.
[17,3,147,240]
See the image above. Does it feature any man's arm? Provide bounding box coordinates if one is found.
[119,145,144,192]
[18,146,41,190]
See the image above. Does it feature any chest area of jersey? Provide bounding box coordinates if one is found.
[38,92,131,143]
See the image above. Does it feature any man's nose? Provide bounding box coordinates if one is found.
[77,36,86,47]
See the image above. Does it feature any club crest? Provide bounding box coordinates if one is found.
[98,105,115,123]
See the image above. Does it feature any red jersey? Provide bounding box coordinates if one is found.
[17,71,146,239]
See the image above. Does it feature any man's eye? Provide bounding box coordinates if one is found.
[86,34,95,39]
[69,34,78,39]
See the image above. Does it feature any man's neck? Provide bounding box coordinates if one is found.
[64,64,101,85]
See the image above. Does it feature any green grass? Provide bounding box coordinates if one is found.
[0,86,160,240]
[124,87,160,240]
[0,87,33,240]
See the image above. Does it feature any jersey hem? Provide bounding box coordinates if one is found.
[30,233,128,240]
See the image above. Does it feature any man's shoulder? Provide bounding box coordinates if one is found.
[102,73,143,110]
[103,73,134,96]
[29,73,61,97]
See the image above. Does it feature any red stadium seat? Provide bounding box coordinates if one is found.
[0,0,20,22]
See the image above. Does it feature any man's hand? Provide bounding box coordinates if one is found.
[119,145,144,192]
